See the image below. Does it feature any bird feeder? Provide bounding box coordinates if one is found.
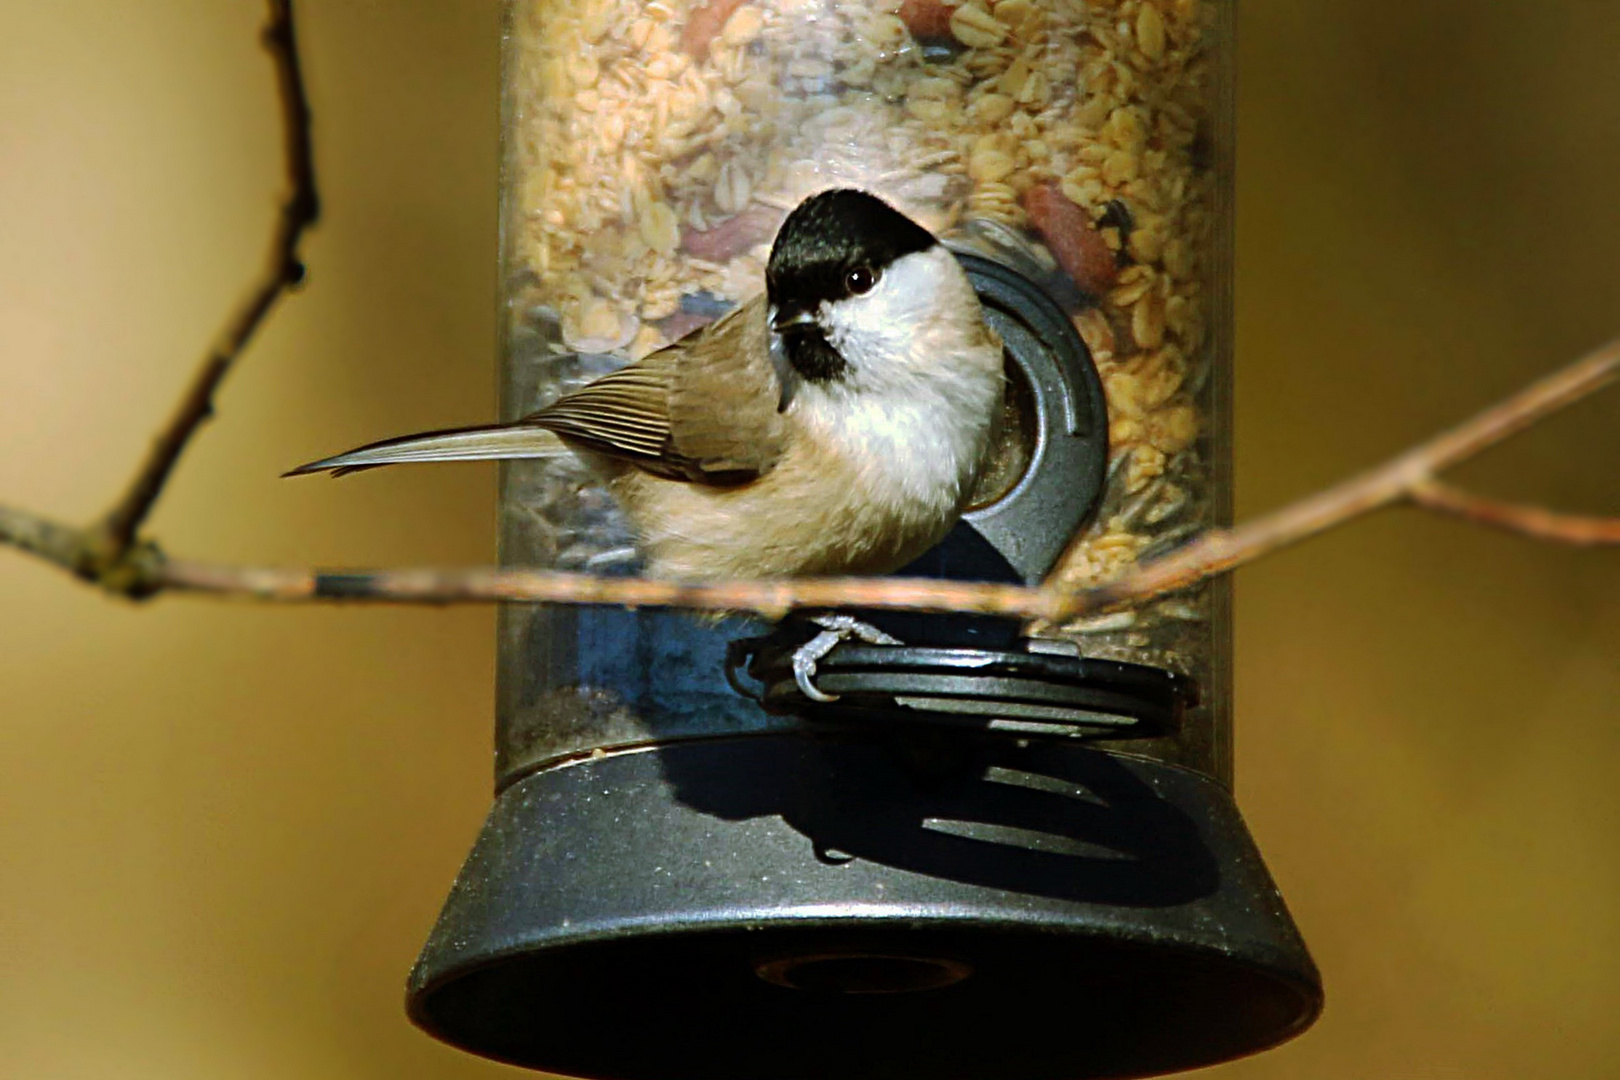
[407,1,1321,1077]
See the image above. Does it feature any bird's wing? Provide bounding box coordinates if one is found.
[665,294,787,478]
[522,362,674,466]
[286,297,787,484]
[527,294,786,483]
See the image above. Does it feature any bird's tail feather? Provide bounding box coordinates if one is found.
[284,423,569,477]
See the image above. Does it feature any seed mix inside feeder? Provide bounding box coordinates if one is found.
[406,2,1321,1077]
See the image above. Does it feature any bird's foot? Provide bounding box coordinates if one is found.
[792,615,902,703]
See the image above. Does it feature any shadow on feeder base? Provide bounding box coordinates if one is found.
[408,736,1321,1080]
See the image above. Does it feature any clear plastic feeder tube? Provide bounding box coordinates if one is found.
[496,0,1233,781]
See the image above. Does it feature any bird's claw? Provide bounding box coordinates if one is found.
[790,615,902,703]
[724,636,768,702]
[792,628,846,702]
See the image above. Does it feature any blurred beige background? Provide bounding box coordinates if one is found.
[0,1,1616,1077]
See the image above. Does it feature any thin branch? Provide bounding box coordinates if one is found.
[1056,336,1620,618]
[1410,479,1620,546]
[157,559,1061,620]
[3,336,1617,613]
[0,505,89,572]
[92,0,318,565]
[0,0,1614,619]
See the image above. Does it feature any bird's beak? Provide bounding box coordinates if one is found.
[772,309,818,334]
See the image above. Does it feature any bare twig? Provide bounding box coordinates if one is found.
[2,336,1615,615]
[0,0,1613,621]
[164,334,1615,614]
[1410,480,1620,546]
[157,559,1062,620]
[90,0,318,568]
[1057,337,1620,618]
[0,505,89,572]
[136,340,1620,611]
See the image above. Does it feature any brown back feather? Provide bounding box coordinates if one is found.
[524,295,786,484]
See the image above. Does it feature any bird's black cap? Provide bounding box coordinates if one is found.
[766,189,937,312]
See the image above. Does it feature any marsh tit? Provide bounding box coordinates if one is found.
[290,189,1006,597]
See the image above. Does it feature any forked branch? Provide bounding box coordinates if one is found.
[1059,338,1620,618]
[1409,479,1620,546]
[85,0,319,576]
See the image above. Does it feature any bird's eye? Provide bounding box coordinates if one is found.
[845,265,878,295]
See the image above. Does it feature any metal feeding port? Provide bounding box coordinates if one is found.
[950,251,1110,584]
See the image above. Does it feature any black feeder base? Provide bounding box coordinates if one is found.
[408,734,1322,1080]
